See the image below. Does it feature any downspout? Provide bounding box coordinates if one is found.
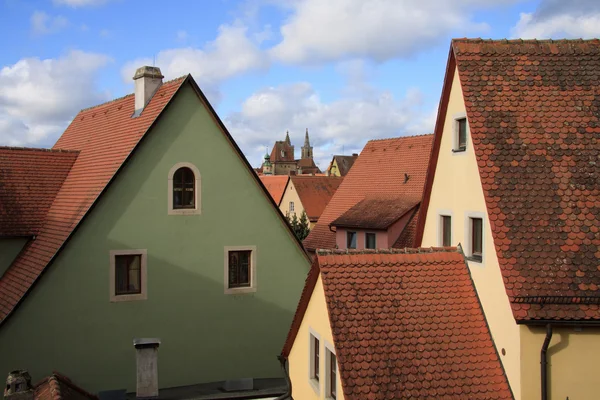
[541,324,553,400]
[274,355,293,400]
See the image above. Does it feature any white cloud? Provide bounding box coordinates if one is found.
[53,0,110,6]
[512,11,600,38]
[122,21,268,104]
[30,11,68,35]
[176,30,189,41]
[270,0,495,64]
[224,80,435,169]
[0,51,111,146]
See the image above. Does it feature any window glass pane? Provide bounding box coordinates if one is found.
[115,254,141,295]
[173,167,195,209]
[228,250,251,288]
[458,118,467,149]
[330,353,337,398]
[442,216,451,246]
[472,218,483,256]
[366,233,376,249]
[347,232,357,249]
[314,337,320,380]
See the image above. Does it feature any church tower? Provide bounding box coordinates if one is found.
[301,128,313,159]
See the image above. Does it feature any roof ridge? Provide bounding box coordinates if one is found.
[0,146,80,153]
[452,37,600,44]
[79,75,189,113]
[366,133,434,143]
[316,246,457,256]
[50,372,99,400]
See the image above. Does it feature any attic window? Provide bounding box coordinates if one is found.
[453,115,468,153]
[168,163,201,215]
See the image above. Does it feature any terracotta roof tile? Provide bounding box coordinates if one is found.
[0,77,186,322]
[303,135,433,251]
[0,148,79,237]
[270,141,295,162]
[282,248,513,399]
[451,39,600,321]
[259,175,289,205]
[331,196,418,230]
[290,176,342,221]
[35,372,97,400]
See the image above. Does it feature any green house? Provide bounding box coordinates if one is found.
[0,67,310,394]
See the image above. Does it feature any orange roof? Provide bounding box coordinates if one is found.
[35,372,97,400]
[303,135,433,251]
[417,39,600,322]
[0,77,185,322]
[259,175,289,205]
[0,147,79,237]
[289,176,342,221]
[282,248,513,399]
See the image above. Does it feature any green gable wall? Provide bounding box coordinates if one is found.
[0,237,28,277]
[0,83,309,393]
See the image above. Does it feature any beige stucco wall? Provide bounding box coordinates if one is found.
[520,325,600,400]
[288,276,342,400]
[327,159,341,177]
[279,180,304,219]
[420,67,521,398]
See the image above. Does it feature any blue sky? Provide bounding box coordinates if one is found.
[1,0,598,168]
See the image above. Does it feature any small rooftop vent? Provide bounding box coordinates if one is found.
[4,370,34,400]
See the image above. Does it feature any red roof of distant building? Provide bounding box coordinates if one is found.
[417,39,600,322]
[35,372,97,400]
[303,135,433,251]
[0,147,79,237]
[270,141,295,162]
[331,196,418,230]
[296,158,321,174]
[328,154,358,176]
[259,175,289,205]
[282,248,513,399]
[289,176,343,222]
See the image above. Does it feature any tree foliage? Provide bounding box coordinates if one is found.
[287,211,311,241]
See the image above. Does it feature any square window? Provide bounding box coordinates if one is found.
[470,217,483,261]
[365,233,376,249]
[110,250,147,302]
[441,215,452,247]
[346,231,357,249]
[224,246,257,294]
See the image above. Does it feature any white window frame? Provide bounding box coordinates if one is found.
[109,249,148,302]
[464,211,486,265]
[224,245,257,294]
[168,162,201,215]
[289,201,295,213]
[452,112,468,155]
[324,341,338,400]
[437,210,453,247]
[308,328,321,395]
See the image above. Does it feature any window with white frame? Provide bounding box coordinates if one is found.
[308,330,320,394]
[470,217,483,261]
[325,344,337,399]
[289,201,295,213]
[453,113,468,153]
[224,246,257,294]
[109,249,147,302]
[347,231,357,249]
[168,162,201,215]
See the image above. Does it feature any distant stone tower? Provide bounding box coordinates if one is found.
[262,152,273,175]
[301,128,313,159]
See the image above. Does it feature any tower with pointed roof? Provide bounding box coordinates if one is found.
[301,128,313,159]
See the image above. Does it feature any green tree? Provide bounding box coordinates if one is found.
[287,211,310,241]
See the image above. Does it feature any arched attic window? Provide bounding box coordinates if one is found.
[168,163,201,215]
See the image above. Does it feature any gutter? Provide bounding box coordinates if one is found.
[274,355,293,400]
[540,324,553,400]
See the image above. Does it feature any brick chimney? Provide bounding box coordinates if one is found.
[4,370,34,400]
[133,66,164,116]
[133,338,160,398]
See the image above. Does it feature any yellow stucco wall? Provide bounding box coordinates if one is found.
[288,276,342,400]
[520,325,600,400]
[327,159,341,177]
[420,67,521,398]
[279,180,317,229]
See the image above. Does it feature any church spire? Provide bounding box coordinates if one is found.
[285,130,291,145]
[301,128,313,159]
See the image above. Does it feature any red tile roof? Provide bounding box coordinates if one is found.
[0,77,185,322]
[418,39,600,322]
[289,176,343,222]
[331,196,418,230]
[282,248,513,399]
[270,141,295,162]
[259,175,289,205]
[35,372,97,400]
[303,135,433,251]
[0,148,79,237]
[296,157,321,174]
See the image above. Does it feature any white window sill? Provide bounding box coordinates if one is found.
[309,378,320,395]
[224,286,257,295]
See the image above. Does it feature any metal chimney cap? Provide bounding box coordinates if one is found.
[133,338,161,349]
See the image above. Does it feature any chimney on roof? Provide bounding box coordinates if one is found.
[4,370,34,400]
[133,338,160,398]
[133,66,164,116]
[352,153,358,157]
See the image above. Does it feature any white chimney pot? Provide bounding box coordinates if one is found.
[133,338,161,398]
[133,66,164,116]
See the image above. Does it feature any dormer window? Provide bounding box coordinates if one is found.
[168,163,201,215]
